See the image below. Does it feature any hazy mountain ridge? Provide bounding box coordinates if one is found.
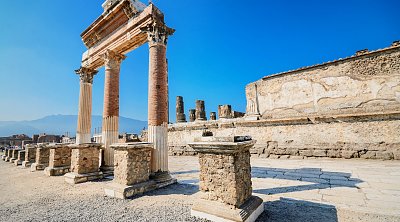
[0,115,147,137]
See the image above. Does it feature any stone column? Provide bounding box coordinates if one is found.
[101,49,126,171]
[218,104,233,119]
[176,96,186,123]
[189,109,196,122]
[188,136,263,222]
[210,112,216,120]
[75,67,98,144]
[141,21,175,177]
[195,100,207,121]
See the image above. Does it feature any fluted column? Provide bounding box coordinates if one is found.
[101,49,126,169]
[142,22,175,176]
[75,67,98,144]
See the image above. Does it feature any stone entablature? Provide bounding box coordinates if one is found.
[246,43,400,119]
[168,111,400,160]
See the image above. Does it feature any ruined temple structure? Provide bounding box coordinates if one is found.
[70,0,176,184]
[169,41,400,160]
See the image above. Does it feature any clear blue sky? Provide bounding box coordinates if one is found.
[0,0,399,123]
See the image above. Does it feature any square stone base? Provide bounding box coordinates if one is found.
[44,166,70,176]
[1,155,6,161]
[191,196,264,222]
[104,177,177,199]
[22,161,32,168]
[14,160,22,166]
[9,158,16,163]
[31,163,47,171]
[64,172,103,185]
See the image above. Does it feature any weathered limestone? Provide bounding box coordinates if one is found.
[14,150,26,166]
[22,144,37,167]
[44,144,72,176]
[64,143,103,184]
[218,105,232,119]
[189,109,196,122]
[101,49,126,172]
[245,83,261,120]
[31,144,50,171]
[188,137,263,222]
[195,100,207,121]
[104,142,174,199]
[4,148,12,161]
[176,96,186,123]
[141,22,175,180]
[9,149,21,163]
[210,112,216,121]
[75,67,98,144]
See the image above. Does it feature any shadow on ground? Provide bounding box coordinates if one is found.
[256,198,338,222]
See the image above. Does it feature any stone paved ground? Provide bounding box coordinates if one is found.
[1,154,400,222]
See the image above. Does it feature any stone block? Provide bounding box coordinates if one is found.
[64,143,102,184]
[327,149,341,158]
[45,144,72,176]
[299,150,313,157]
[341,151,357,159]
[360,151,377,159]
[394,150,400,160]
[188,137,263,222]
[313,150,327,157]
[31,144,50,171]
[376,151,394,160]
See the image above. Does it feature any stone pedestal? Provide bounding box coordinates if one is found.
[9,149,21,163]
[31,144,50,171]
[64,143,103,184]
[188,136,263,222]
[44,144,72,176]
[2,148,9,161]
[14,150,26,166]
[105,143,177,199]
[22,144,37,167]
[5,149,13,162]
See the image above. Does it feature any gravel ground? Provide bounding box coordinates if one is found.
[0,154,399,222]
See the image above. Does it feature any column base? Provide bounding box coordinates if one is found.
[44,166,70,176]
[104,177,177,199]
[30,163,47,171]
[64,172,103,185]
[22,161,32,168]
[191,196,264,222]
[13,160,23,166]
[1,155,6,161]
[9,158,16,163]
[150,171,173,183]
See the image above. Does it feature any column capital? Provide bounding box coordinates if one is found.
[102,49,127,70]
[141,21,175,46]
[75,67,98,84]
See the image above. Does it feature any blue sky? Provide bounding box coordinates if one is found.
[0,0,399,124]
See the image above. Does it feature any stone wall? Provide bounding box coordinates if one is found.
[168,44,400,160]
[246,45,400,119]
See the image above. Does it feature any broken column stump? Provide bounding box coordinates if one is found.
[44,144,72,176]
[22,144,37,167]
[14,150,26,166]
[188,136,263,222]
[31,144,50,171]
[64,143,103,184]
[105,142,177,199]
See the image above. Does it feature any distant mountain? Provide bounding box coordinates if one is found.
[0,115,147,137]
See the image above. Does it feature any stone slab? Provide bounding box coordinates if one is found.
[104,177,177,199]
[30,163,47,171]
[64,172,103,185]
[21,161,32,168]
[191,196,264,222]
[44,166,70,176]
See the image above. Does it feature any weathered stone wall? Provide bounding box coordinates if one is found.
[169,112,400,160]
[25,146,37,163]
[246,46,400,119]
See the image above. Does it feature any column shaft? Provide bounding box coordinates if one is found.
[101,50,126,169]
[148,43,169,173]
